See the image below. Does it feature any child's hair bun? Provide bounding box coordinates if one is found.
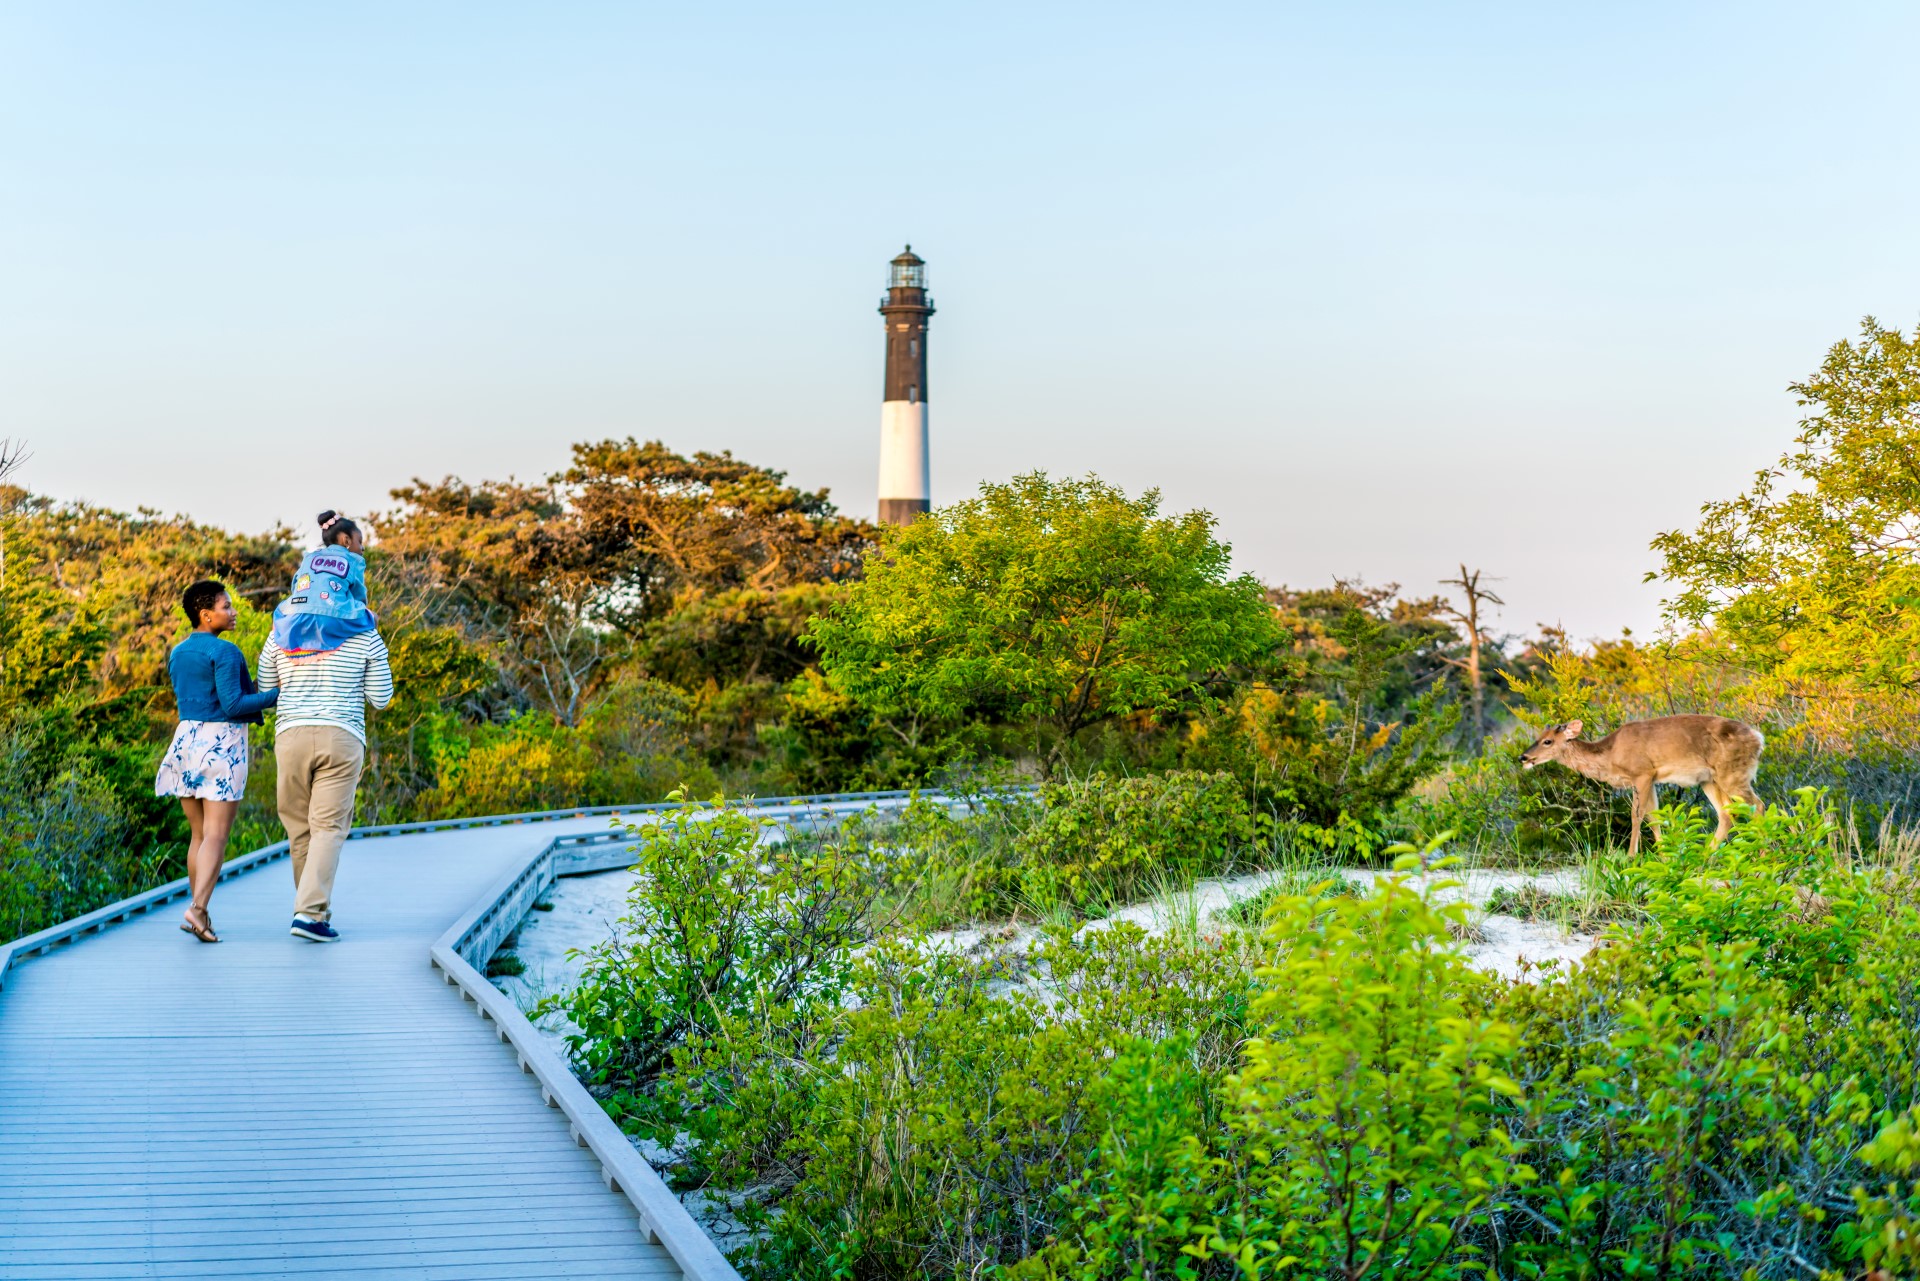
[317,510,340,531]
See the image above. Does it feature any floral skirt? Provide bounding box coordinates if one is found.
[154,720,251,801]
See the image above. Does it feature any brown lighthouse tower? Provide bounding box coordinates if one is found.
[876,245,933,525]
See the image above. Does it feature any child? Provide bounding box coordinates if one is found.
[272,510,378,657]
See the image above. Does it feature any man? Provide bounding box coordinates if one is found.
[256,524,393,943]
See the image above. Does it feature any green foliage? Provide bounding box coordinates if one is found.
[785,773,1258,930]
[759,666,980,793]
[810,473,1278,775]
[1486,804,1920,1277]
[1013,770,1255,910]
[1844,1108,1920,1276]
[529,794,1920,1280]
[1503,942,1797,1279]
[669,924,1253,1281]
[1632,789,1866,997]
[1214,869,1359,930]
[1182,595,1451,856]
[0,493,290,706]
[0,713,177,940]
[1201,847,1526,1281]
[1412,736,1636,859]
[539,791,890,1089]
[1654,316,1920,689]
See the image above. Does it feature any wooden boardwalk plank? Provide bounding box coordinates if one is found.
[0,817,689,1281]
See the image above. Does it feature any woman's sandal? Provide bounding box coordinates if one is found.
[180,906,219,944]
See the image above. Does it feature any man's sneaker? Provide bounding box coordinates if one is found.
[291,917,340,943]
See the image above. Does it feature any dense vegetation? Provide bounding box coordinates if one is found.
[555,790,1920,1280]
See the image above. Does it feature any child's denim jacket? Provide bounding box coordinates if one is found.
[272,547,376,655]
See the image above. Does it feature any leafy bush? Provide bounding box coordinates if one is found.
[0,713,180,943]
[808,473,1278,778]
[1200,849,1527,1281]
[538,795,1920,1279]
[1012,770,1255,911]
[539,791,892,1091]
[413,677,712,820]
[1187,604,1458,860]
[1411,739,1636,859]
[1213,869,1359,930]
[1631,790,1867,996]
[776,774,1256,930]
[1844,1108,1920,1276]
[668,924,1253,1281]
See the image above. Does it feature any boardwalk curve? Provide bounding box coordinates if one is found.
[0,792,930,1280]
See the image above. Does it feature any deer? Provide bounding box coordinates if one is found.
[1518,714,1764,856]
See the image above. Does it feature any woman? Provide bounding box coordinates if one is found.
[155,580,279,942]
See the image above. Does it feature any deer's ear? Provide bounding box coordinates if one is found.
[1564,719,1584,737]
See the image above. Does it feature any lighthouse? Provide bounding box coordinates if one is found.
[876,245,934,525]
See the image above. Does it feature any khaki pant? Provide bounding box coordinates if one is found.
[275,725,365,921]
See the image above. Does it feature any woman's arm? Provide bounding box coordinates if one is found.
[213,643,279,719]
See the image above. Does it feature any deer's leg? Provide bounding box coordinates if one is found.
[1630,780,1656,856]
[1704,781,1732,844]
[1730,777,1764,821]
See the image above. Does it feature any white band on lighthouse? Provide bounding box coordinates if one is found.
[877,400,930,504]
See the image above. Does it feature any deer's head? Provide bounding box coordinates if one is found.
[1519,720,1584,769]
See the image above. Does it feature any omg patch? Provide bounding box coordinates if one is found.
[309,553,351,578]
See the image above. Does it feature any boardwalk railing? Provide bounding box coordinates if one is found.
[0,787,997,1280]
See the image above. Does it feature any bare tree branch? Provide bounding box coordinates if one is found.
[0,438,27,491]
[1438,564,1505,745]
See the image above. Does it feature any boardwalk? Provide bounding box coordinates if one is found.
[0,815,681,1281]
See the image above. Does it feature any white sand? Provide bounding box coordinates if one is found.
[495,861,1604,1034]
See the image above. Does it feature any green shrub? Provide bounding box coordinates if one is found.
[545,794,1920,1279]
[1014,770,1254,911]
[665,924,1253,1281]
[1842,1107,1920,1277]
[0,717,177,943]
[1409,738,1636,859]
[1185,602,1459,854]
[1483,801,1915,1277]
[538,790,891,1091]
[1214,869,1359,931]
[412,679,714,821]
[1198,847,1527,1281]
[1634,789,1868,997]
[1002,1035,1227,1281]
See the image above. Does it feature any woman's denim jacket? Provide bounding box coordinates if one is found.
[169,632,278,725]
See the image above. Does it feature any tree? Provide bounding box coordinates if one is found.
[561,438,872,630]
[0,439,27,689]
[1186,589,1459,848]
[0,494,291,707]
[379,476,615,724]
[808,472,1278,776]
[1652,317,1920,688]
[380,441,877,724]
[1438,564,1504,744]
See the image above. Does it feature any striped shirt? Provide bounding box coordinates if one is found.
[255,631,395,745]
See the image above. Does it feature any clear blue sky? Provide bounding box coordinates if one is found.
[4,1,1916,641]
